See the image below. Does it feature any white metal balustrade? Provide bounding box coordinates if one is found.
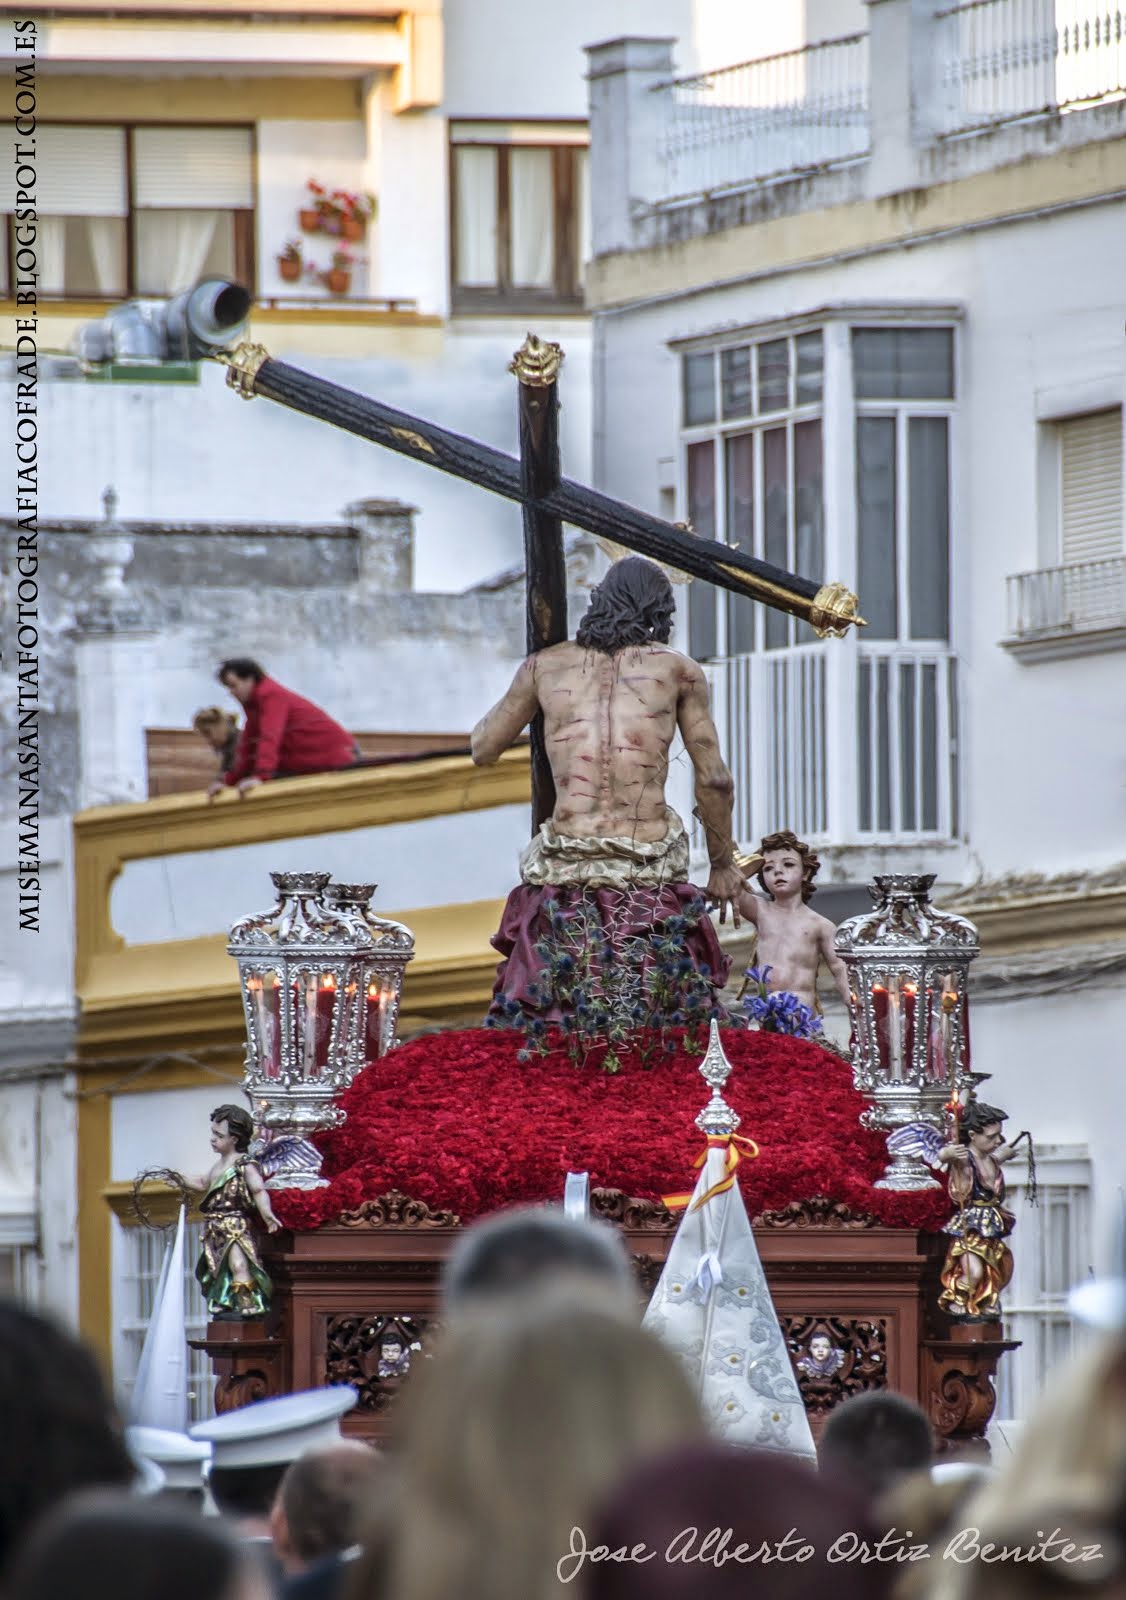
[651,34,870,204]
[1006,554,1126,637]
[936,0,1126,133]
[720,645,957,844]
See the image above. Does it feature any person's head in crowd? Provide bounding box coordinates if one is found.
[349,1286,705,1600]
[192,1387,359,1541]
[5,1491,272,1600]
[876,1463,996,1600]
[218,658,266,706]
[818,1389,934,1500]
[584,1441,892,1600]
[924,1333,1126,1600]
[0,1300,135,1579]
[271,1441,382,1577]
[442,1205,637,1315]
[193,705,240,756]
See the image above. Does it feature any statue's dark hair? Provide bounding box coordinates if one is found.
[217,658,264,685]
[959,1101,1007,1143]
[574,558,675,654]
[210,1103,254,1153]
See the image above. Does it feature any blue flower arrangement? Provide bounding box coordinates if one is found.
[741,965,823,1040]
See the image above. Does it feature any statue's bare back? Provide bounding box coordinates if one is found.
[537,641,685,841]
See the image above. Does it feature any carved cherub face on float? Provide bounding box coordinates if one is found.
[809,1334,832,1364]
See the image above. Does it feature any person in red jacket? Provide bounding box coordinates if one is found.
[208,658,357,799]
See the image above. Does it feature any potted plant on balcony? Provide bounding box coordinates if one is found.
[340,191,377,242]
[322,246,357,295]
[300,180,326,232]
[276,239,303,282]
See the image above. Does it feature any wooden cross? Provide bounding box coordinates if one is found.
[218,336,864,832]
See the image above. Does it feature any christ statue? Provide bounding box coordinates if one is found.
[471,557,744,1025]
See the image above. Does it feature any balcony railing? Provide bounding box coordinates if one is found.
[1005,555,1126,639]
[718,643,958,846]
[935,0,1126,134]
[651,33,870,205]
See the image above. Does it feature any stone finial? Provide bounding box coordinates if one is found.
[75,487,142,633]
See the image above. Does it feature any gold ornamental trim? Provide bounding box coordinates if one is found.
[218,341,271,400]
[809,581,867,639]
[508,332,565,388]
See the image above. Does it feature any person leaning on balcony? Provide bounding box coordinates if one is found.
[193,705,241,783]
[209,658,358,799]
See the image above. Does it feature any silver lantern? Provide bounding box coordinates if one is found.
[834,874,980,1191]
[322,882,414,1062]
[228,871,413,1190]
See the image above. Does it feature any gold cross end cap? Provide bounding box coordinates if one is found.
[810,582,867,638]
[508,332,565,387]
[217,341,271,401]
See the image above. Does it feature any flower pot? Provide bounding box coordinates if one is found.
[324,269,351,294]
[299,209,321,232]
[278,257,302,282]
[341,216,366,242]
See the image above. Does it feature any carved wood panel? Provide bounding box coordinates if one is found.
[322,1312,436,1411]
[783,1315,888,1419]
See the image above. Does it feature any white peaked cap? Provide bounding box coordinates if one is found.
[189,1387,358,1469]
[126,1425,211,1492]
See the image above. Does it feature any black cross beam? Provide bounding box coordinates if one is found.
[218,336,863,830]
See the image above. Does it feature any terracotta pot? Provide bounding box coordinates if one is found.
[324,269,351,294]
[298,209,320,232]
[341,216,365,242]
[278,257,302,282]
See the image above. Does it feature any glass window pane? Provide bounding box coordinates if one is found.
[725,434,755,655]
[763,427,789,649]
[509,147,555,288]
[134,210,234,296]
[899,660,917,832]
[856,416,899,639]
[33,215,126,297]
[877,655,892,832]
[908,416,950,640]
[687,440,717,659]
[858,656,872,831]
[683,353,716,426]
[796,331,823,404]
[794,419,823,645]
[454,146,499,287]
[853,327,954,400]
[721,346,752,419]
[921,662,938,830]
[758,339,790,412]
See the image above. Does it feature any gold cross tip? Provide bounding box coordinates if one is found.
[508,333,564,387]
[810,582,867,637]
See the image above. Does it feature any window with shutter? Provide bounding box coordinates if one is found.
[4,123,254,300]
[1059,408,1124,564]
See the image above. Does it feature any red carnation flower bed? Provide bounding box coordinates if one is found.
[271,1027,952,1233]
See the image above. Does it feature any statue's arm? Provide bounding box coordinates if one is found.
[678,663,742,924]
[818,914,852,1006]
[471,658,540,766]
[244,1160,281,1233]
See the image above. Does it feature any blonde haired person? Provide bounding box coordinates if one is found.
[917,1334,1126,1600]
[192,706,240,781]
[345,1285,705,1600]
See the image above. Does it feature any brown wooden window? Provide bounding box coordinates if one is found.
[3,123,255,300]
[450,128,588,312]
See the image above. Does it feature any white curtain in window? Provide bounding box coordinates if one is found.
[134,211,218,296]
[85,217,125,294]
[38,217,66,296]
[454,146,498,287]
[509,147,554,288]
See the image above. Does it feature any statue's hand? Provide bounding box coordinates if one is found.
[264,1214,281,1233]
[706,863,745,928]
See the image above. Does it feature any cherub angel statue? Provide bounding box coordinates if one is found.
[187,1103,281,1320]
[889,1100,1027,1322]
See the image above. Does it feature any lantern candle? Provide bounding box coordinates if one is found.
[940,980,959,1078]
[316,975,336,1074]
[887,976,904,1081]
[248,974,281,1079]
[870,982,888,1071]
[365,979,387,1061]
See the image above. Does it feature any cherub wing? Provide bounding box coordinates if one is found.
[886,1123,946,1169]
[253,1135,322,1181]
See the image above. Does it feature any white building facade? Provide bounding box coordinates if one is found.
[585,2,1126,1425]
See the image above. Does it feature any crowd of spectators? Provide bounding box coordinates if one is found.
[1,1208,1122,1600]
